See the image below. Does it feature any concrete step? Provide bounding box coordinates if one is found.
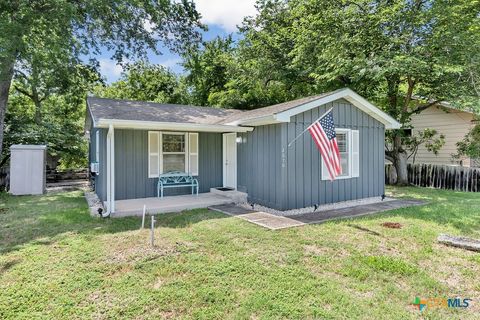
[209,188,247,203]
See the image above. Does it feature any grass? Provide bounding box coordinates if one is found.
[0,186,479,319]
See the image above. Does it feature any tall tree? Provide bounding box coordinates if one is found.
[95,61,187,104]
[182,36,236,106]
[0,0,203,157]
[235,0,480,184]
[3,86,90,169]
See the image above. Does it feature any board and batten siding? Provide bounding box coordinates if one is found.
[237,98,386,210]
[237,124,282,209]
[113,130,222,200]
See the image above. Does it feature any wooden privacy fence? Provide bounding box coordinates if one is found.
[0,167,9,191]
[46,168,89,182]
[385,163,480,192]
[0,167,89,191]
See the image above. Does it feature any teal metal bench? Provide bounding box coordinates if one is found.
[157,171,199,198]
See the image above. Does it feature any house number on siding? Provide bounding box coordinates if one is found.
[281,147,287,168]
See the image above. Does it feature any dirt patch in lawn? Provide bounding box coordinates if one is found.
[381,222,403,229]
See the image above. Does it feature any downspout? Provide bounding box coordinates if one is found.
[104,124,115,217]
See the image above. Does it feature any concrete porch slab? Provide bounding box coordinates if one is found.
[290,199,425,224]
[236,212,306,230]
[209,199,426,230]
[114,192,233,217]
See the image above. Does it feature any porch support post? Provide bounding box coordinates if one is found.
[106,124,115,215]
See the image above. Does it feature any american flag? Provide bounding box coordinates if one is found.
[308,110,342,181]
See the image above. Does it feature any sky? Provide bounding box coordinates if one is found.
[98,0,257,83]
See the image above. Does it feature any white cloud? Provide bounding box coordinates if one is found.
[99,59,124,82]
[194,0,257,32]
[159,57,181,69]
[143,18,156,33]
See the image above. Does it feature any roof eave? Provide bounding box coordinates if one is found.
[95,119,254,133]
[225,115,284,126]
[84,98,96,133]
[227,88,401,129]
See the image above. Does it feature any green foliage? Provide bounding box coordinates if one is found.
[0,0,204,161]
[0,0,203,71]
[360,255,418,275]
[183,0,479,115]
[405,128,446,164]
[182,36,236,106]
[456,123,480,160]
[94,61,188,104]
[3,90,88,168]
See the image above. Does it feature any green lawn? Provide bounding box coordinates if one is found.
[0,187,479,319]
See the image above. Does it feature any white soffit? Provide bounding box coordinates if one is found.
[235,88,401,129]
[95,119,254,133]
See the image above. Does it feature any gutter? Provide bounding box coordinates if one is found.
[95,119,254,133]
[104,124,115,217]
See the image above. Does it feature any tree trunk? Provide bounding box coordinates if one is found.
[386,132,409,186]
[394,151,409,186]
[0,59,15,160]
[392,133,409,185]
[33,93,42,125]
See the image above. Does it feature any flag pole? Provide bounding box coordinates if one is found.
[287,108,333,147]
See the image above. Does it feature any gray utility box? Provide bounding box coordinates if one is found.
[10,145,47,195]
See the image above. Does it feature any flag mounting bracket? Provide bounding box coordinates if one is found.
[287,108,333,147]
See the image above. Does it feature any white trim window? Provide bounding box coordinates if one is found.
[148,131,199,177]
[322,129,360,180]
[162,132,187,173]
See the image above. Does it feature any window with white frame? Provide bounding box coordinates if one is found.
[336,132,349,177]
[322,129,359,180]
[162,133,186,172]
[148,131,199,177]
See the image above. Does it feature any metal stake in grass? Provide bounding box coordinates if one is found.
[150,215,156,247]
[141,204,146,229]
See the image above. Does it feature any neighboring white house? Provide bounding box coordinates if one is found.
[409,104,477,167]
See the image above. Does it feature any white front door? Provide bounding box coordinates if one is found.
[223,133,237,189]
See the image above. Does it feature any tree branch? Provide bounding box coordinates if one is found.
[13,85,34,99]
[385,153,395,163]
[408,100,441,115]
[403,76,415,111]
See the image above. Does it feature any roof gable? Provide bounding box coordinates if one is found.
[221,88,401,129]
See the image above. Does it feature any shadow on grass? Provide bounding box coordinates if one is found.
[0,191,227,255]
[0,258,20,275]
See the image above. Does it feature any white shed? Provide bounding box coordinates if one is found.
[10,145,47,195]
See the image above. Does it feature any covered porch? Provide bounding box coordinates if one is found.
[99,120,252,216]
[113,189,247,217]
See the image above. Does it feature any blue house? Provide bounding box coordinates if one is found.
[85,88,400,216]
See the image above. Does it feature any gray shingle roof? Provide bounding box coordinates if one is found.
[87,88,373,128]
[217,89,345,124]
[87,97,243,125]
